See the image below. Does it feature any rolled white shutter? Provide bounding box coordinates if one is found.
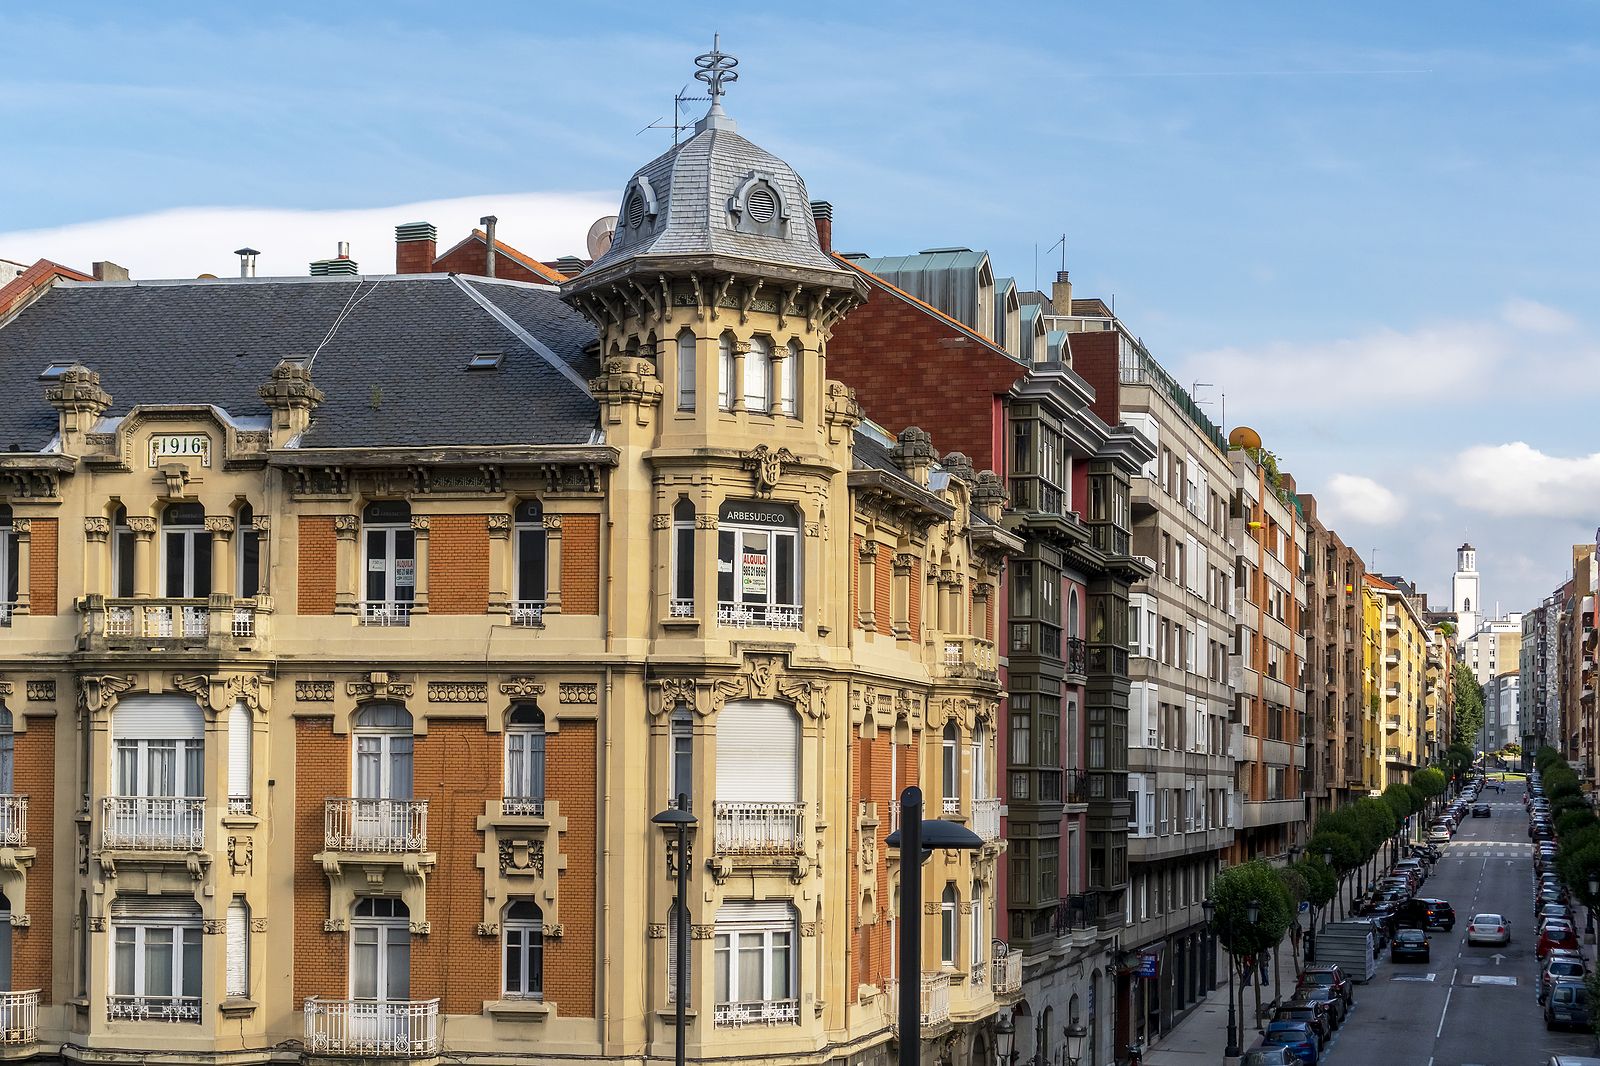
[228,703,252,803]
[714,900,795,926]
[225,898,248,997]
[715,700,797,803]
[112,695,203,740]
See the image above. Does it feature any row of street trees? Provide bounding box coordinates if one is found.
[1531,747,1600,1033]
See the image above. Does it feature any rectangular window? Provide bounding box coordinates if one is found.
[111,915,202,1022]
[677,334,697,411]
[718,336,734,411]
[717,522,801,627]
[670,715,694,810]
[713,903,796,1025]
[237,524,260,598]
[778,345,798,416]
[225,898,249,999]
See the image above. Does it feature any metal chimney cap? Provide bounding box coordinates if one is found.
[234,247,261,256]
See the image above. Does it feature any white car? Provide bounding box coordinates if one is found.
[1427,827,1451,845]
[1467,913,1510,946]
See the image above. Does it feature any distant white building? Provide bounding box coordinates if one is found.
[1486,672,1521,750]
[1453,542,1480,639]
[1466,615,1523,687]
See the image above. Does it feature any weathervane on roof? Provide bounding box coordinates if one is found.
[694,34,739,113]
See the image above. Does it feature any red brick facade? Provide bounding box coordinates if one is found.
[297,517,337,615]
[545,721,596,1016]
[560,515,600,615]
[294,717,346,1000]
[13,719,51,998]
[26,517,55,615]
[427,515,490,615]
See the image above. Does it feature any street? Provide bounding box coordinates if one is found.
[1303,780,1597,1065]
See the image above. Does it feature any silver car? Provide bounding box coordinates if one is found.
[1468,912,1511,945]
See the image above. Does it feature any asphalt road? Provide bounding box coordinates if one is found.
[1314,780,1600,1066]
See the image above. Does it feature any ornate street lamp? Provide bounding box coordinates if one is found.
[652,797,698,1066]
[994,1011,1017,1066]
[887,786,984,1066]
[1062,1022,1088,1066]
[1246,898,1262,1034]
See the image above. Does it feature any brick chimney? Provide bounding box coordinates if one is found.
[811,201,833,256]
[395,222,437,274]
[1051,270,1072,314]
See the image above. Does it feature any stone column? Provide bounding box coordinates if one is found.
[333,515,358,614]
[543,516,563,615]
[253,514,271,596]
[9,520,29,615]
[487,513,511,615]
[206,516,234,597]
[409,516,430,616]
[127,516,157,598]
[83,517,109,597]
[730,338,750,412]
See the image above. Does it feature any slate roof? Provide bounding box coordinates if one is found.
[0,275,601,452]
[584,111,844,279]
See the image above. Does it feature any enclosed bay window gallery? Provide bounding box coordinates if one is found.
[716,501,801,629]
[362,501,416,626]
[108,695,205,851]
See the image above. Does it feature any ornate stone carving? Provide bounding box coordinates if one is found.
[800,922,818,937]
[410,516,430,532]
[125,516,156,535]
[83,517,111,541]
[252,514,272,532]
[648,923,667,939]
[499,839,545,877]
[652,514,671,530]
[427,681,487,703]
[690,924,715,940]
[545,923,564,940]
[657,656,828,720]
[296,680,335,702]
[409,920,431,935]
[543,514,564,531]
[348,673,412,702]
[893,553,916,575]
[203,919,225,935]
[499,677,546,700]
[323,918,347,933]
[9,519,31,536]
[79,675,135,715]
[25,681,54,702]
[695,515,717,529]
[0,682,10,700]
[251,918,268,933]
[204,516,235,536]
[486,513,511,536]
[559,683,598,705]
[89,916,106,932]
[740,444,796,498]
[228,836,253,876]
[333,515,359,536]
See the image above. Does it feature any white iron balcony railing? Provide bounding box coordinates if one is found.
[0,796,27,847]
[324,798,429,853]
[231,605,256,637]
[972,797,1001,843]
[0,990,38,1044]
[713,801,805,854]
[511,600,545,627]
[669,597,695,618]
[941,794,960,817]
[713,998,800,1028]
[716,601,802,630]
[101,796,204,851]
[103,600,209,639]
[992,946,1023,995]
[227,795,253,817]
[969,957,987,987]
[107,993,201,1023]
[0,603,11,628]
[359,601,412,627]
[889,972,951,1030]
[502,794,544,817]
[304,997,440,1058]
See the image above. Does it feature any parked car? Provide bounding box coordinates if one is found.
[1391,927,1431,962]
[1397,898,1455,931]
[1541,956,1589,1004]
[1394,858,1427,884]
[1467,913,1511,945]
[1473,804,1491,817]
[1547,980,1592,1031]
[1241,1047,1297,1066]
[1262,1021,1320,1065]
[1539,920,1580,958]
[1274,1002,1332,1047]
[1427,826,1451,844]
[1290,985,1347,1028]
[1537,889,1570,917]
[1298,964,1354,1009]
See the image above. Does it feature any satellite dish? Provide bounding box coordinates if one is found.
[196,273,219,280]
[586,215,618,260]
[1228,426,1262,451]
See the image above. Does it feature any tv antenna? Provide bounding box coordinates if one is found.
[638,85,711,145]
[1045,232,1067,274]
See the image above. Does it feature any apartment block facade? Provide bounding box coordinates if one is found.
[1299,496,1368,813]
[0,94,1025,1066]
[1363,576,1427,787]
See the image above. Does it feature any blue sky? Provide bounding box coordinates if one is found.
[4,1,1599,615]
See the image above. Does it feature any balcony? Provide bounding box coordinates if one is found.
[108,993,200,1024]
[0,990,38,1046]
[324,798,429,853]
[717,601,802,631]
[1385,684,1401,700]
[890,972,951,1032]
[973,797,1001,843]
[713,801,805,854]
[714,998,800,1028]
[360,600,413,627]
[992,945,1024,998]
[510,600,545,627]
[1065,636,1088,677]
[304,997,440,1058]
[1064,768,1090,807]
[0,796,26,847]
[1385,715,1401,732]
[941,795,961,817]
[101,796,204,851]
[668,597,695,619]
[80,595,271,652]
[1385,616,1400,634]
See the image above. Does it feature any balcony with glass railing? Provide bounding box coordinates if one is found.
[324,798,429,853]
[101,796,204,851]
[713,801,805,855]
[304,997,440,1057]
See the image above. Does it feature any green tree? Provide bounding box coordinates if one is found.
[1308,830,1361,872]
[1413,767,1446,802]
[1353,796,1399,853]
[1557,808,1598,840]
[1212,860,1295,957]
[1382,783,1419,823]
[1296,859,1338,908]
[1453,664,1485,747]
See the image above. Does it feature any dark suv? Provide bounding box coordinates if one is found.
[1298,964,1355,1009]
[1396,897,1456,931]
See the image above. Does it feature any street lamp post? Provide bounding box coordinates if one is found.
[887,786,984,1066]
[1203,897,1240,1062]
[1062,1022,1088,1066]
[652,796,698,1066]
[1588,873,1599,967]
[995,1012,1018,1066]
[1245,898,1263,1034]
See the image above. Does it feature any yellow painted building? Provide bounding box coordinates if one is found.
[1364,576,1427,787]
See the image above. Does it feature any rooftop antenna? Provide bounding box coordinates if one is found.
[639,84,710,145]
[1045,232,1067,275]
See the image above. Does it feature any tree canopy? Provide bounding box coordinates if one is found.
[1453,663,1484,747]
[1211,860,1294,957]
[1413,767,1446,799]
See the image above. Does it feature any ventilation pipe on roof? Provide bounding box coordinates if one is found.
[481,215,498,278]
[810,201,833,256]
[235,248,259,278]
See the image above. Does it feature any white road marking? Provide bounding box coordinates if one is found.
[1436,966,1459,1037]
[1471,975,1517,986]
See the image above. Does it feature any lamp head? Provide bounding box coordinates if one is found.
[1200,897,1215,922]
[1246,899,1261,925]
[652,806,697,827]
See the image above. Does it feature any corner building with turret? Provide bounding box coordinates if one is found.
[0,65,1020,1065]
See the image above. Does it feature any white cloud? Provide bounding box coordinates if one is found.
[1501,297,1576,334]
[1447,442,1600,518]
[0,191,618,282]
[1324,472,1405,526]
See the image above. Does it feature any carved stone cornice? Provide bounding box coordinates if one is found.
[651,654,827,720]
[83,517,111,542]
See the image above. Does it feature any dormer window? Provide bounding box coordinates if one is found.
[623,176,660,233]
[727,173,789,238]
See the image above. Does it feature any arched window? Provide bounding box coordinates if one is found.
[225,897,250,998]
[942,722,960,813]
[504,704,545,815]
[0,506,14,623]
[972,723,989,802]
[940,883,959,965]
[162,502,211,599]
[744,337,772,413]
[227,701,252,815]
[502,900,544,1000]
[513,500,546,626]
[779,339,800,417]
[971,879,985,975]
[361,501,415,625]
[677,331,696,411]
[236,503,260,598]
[1068,589,1080,638]
[110,505,136,597]
[671,498,695,617]
[718,334,735,411]
[351,897,410,1002]
[349,704,415,848]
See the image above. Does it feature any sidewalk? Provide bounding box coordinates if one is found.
[1143,947,1292,1065]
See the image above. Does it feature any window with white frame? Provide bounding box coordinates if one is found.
[942,722,959,813]
[940,883,958,965]
[161,503,212,598]
[110,895,202,1022]
[716,501,801,628]
[713,901,796,1026]
[0,506,14,622]
[350,704,415,847]
[718,333,735,411]
[779,339,800,416]
[236,503,260,598]
[351,897,410,1001]
[970,880,984,971]
[111,696,205,849]
[361,501,415,625]
[227,701,252,815]
[502,900,543,1000]
[744,336,772,413]
[677,331,697,411]
[669,709,694,810]
[225,897,249,999]
[671,498,695,616]
[504,704,545,815]
[512,500,546,626]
